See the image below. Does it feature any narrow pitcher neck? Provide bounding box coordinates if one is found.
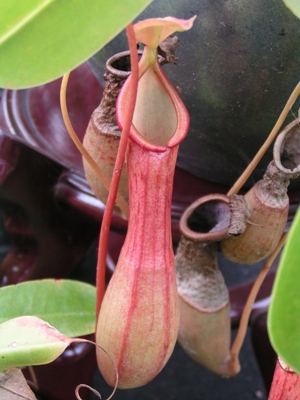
[123,141,178,265]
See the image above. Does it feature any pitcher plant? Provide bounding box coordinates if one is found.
[95,16,196,388]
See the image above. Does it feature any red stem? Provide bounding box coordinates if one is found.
[95,24,139,319]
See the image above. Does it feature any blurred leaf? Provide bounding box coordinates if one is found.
[0,279,96,337]
[0,316,71,372]
[0,0,152,89]
[283,0,300,18]
[268,208,300,373]
[0,368,36,399]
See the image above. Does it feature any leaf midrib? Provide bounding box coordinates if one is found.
[0,0,54,46]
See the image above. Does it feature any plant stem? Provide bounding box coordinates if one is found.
[227,81,300,196]
[95,23,139,318]
[228,232,288,373]
[60,72,129,217]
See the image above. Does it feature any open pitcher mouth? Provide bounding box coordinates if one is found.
[116,16,195,153]
[179,194,231,242]
[273,118,300,178]
[117,53,189,152]
[132,61,177,147]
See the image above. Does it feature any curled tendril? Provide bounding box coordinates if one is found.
[72,338,118,400]
[75,384,102,400]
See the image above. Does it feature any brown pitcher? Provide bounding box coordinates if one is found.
[176,194,238,376]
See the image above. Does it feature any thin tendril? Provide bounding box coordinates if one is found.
[60,72,128,217]
[75,384,102,399]
[73,338,118,400]
[228,233,288,374]
[95,23,139,318]
[227,81,300,196]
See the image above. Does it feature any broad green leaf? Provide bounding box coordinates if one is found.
[0,279,96,337]
[284,0,300,18]
[0,316,71,372]
[268,207,300,373]
[0,316,72,371]
[0,0,152,89]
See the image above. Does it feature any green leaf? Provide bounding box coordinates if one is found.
[0,279,96,337]
[283,0,300,18]
[0,316,71,372]
[0,0,152,89]
[268,207,300,373]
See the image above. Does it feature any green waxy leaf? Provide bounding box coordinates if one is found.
[283,0,300,18]
[0,0,152,89]
[0,316,71,372]
[268,208,300,373]
[0,279,96,337]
